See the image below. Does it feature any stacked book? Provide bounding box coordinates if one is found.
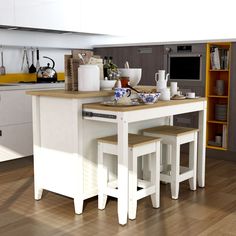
[210,46,229,70]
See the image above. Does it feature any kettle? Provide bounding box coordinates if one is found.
[37,56,57,83]
[155,70,169,92]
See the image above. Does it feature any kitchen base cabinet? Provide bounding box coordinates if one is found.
[0,123,33,162]
[0,84,65,162]
[0,90,32,125]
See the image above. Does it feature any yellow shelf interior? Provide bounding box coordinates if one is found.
[207,120,228,125]
[206,145,227,151]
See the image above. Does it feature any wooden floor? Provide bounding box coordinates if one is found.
[0,156,236,236]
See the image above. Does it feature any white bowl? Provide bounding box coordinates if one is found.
[100,80,116,90]
[118,68,142,87]
[138,92,161,104]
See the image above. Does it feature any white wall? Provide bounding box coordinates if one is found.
[0,29,106,73]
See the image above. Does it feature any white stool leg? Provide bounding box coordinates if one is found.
[129,148,137,220]
[98,143,108,210]
[151,141,160,208]
[171,141,180,200]
[189,132,198,191]
[142,154,150,180]
[166,144,172,167]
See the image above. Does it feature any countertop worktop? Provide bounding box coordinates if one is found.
[26,86,156,98]
[0,82,65,91]
[26,89,114,98]
[83,97,207,112]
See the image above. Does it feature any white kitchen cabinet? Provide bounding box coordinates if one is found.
[14,0,82,32]
[0,123,33,162]
[0,90,32,126]
[79,0,117,35]
[1,0,119,35]
[0,84,64,162]
[0,0,15,26]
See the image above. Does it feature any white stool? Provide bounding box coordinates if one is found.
[142,126,198,200]
[97,133,161,220]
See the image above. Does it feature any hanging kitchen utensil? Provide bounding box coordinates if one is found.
[29,48,36,73]
[21,47,30,72]
[25,48,29,72]
[36,48,40,72]
[0,46,6,75]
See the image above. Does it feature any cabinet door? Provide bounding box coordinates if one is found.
[80,0,122,35]
[0,90,32,126]
[14,0,81,32]
[0,123,33,162]
[0,0,15,26]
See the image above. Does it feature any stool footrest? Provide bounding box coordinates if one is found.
[160,166,194,183]
[137,185,156,200]
[179,169,194,182]
[105,187,118,198]
[137,179,152,188]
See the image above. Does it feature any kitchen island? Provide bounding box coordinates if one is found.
[27,89,207,225]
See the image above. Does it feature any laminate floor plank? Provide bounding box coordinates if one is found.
[0,157,235,236]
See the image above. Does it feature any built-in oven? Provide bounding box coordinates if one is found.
[164,44,206,129]
[168,53,202,81]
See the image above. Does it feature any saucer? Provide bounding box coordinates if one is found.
[171,95,186,100]
[186,96,200,99]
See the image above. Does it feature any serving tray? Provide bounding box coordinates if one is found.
[101,101,140,107]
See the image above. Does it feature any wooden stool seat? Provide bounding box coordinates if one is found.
[142,125,198,199]
[97,133,161,147]
[142,125,199,137]
[97,133,161,222]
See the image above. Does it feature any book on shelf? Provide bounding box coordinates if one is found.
[210,46,229,70]
[222,124,227,149]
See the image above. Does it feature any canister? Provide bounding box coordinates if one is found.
[78,65,100,91]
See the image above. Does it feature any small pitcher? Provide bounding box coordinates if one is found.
[155,70,169,92]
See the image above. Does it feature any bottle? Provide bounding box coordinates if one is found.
[108,57,118,71]
[108,56,118,80]
[103,56,110,79]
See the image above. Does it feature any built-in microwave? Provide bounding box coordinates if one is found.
[168,54,202,81]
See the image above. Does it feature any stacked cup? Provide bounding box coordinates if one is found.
[170,82,178,97]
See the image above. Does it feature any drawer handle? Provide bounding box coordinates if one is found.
[0,130,2,136]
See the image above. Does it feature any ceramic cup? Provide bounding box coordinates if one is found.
[114,87,131,101]
[186,92,195,98]
[170,82,178,96]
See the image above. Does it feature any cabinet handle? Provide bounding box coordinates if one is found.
[0,130,2,136]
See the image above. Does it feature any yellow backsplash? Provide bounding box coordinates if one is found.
[0,72,65,83]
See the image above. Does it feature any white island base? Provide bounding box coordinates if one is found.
[30,91,167,214]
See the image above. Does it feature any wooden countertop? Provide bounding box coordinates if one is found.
[83,97,207,112]
[26,89,114,99]
[25,86,156,99]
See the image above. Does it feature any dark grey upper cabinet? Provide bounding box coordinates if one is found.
[94,46,164,85]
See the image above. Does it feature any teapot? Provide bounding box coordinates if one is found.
[37,56,57,83]
[155,70,169,92]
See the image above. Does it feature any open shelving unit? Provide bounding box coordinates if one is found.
[205,42,231,150]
